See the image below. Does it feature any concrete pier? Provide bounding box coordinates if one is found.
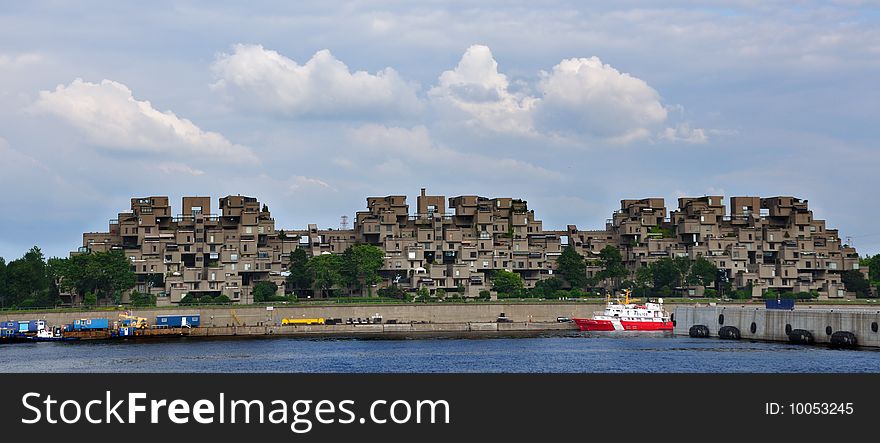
[673,305,880,348]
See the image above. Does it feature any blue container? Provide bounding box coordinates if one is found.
[1,321,15,330]
[73,318,110,330]
[156,314,200,328]
[1,328,15,338]
[16,320,46,333]
[765,299,795,310]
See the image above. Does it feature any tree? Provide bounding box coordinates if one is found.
[597,246,628,290]
[862,254,880,285]
[0,257,6,307]
[689,257,718,287]
[129,291,156,307]
[842,270,871,298]
[673,256,692,288]
[308,254,343,297]
[252,281,278,302]
[54,250,135,305]
[83,292,97,307]
[340,245,385,296]
[532,277,564,298]
[214,295,231,304]
[5,246,52,306]
[492,270,523,295]
[556,246,587,289]
[634,265,654,296]
[650,258,678,290]
[286,248,313,296]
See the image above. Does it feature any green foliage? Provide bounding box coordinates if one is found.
[650,258,678,289]
[416,287,431,302]
[861,254,879,285]
[556,246,587,289]
[307,253,343,297]
[377,285,407,300]
[129,291,156,307]
[3,246,54,307]
[647,226,675,238]
[213,295,231,304]
[54,249,135,305]
[532,277,564,297]
[492,270,523,295]
[83,292,97,307]
[340,245,385,296]
[597,246,628,289]
[179,294,194,305]
[252,280,279,303]
[435,288,447,299]
[704,288,717,298]
[456,284,466,294]
[673,256,692,287]
[286,248,313,296]
[478,290,491,300]
[689,257,718,287]
[842,270,872,298]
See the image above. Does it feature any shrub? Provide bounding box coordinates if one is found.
[704,288,717,298]
[83,292,97,307]
[478,290,491,300]
[377,285,407,300]
[213,295,231,304]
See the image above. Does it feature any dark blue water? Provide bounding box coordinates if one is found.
[2,333,878,373]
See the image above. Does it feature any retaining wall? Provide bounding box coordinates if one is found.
[673,305,880,348]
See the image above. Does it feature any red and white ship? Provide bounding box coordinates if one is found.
[573,290,673,331]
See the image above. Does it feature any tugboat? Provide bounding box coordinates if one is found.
[21,326,80,342]
[573,289,673,331]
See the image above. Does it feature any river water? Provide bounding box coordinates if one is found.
[2,332,878,373]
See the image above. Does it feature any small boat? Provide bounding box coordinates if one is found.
[22,327,80,342]
[573,289,673,332]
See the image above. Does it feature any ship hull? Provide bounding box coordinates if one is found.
[573,318,673,332]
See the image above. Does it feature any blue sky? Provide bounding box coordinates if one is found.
[1,1,878,260]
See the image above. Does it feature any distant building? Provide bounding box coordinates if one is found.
[76,190,866,305]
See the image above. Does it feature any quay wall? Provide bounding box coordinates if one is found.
[0,303,597,329]
[673,305,880,348]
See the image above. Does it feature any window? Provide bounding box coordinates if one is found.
[245,227,253,234]
[230,253,238,261]
[482,261,489,268]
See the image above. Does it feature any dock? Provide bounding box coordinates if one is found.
[673,305,880,348]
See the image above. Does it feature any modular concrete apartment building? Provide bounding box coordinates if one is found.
[77,189,866,305]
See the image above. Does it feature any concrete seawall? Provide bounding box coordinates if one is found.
[0,303,598,329]
[673,305,880,348]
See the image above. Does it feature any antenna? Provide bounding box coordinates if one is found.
[340,215,349,230]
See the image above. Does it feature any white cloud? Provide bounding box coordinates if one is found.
[658,123,708,144]
[350,124,562,181]
[428,45,537,134]
[536,56,668,140]
[289,175,335,192]
[31,79,257,163]
[211,44,421,117]
[158,162,205,176]
[0,53,41,68]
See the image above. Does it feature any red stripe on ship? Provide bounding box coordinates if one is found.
[573,318,673,332]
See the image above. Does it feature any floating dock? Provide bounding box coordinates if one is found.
[673,305,880,348]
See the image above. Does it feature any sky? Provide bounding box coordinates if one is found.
[1,1,878,260]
